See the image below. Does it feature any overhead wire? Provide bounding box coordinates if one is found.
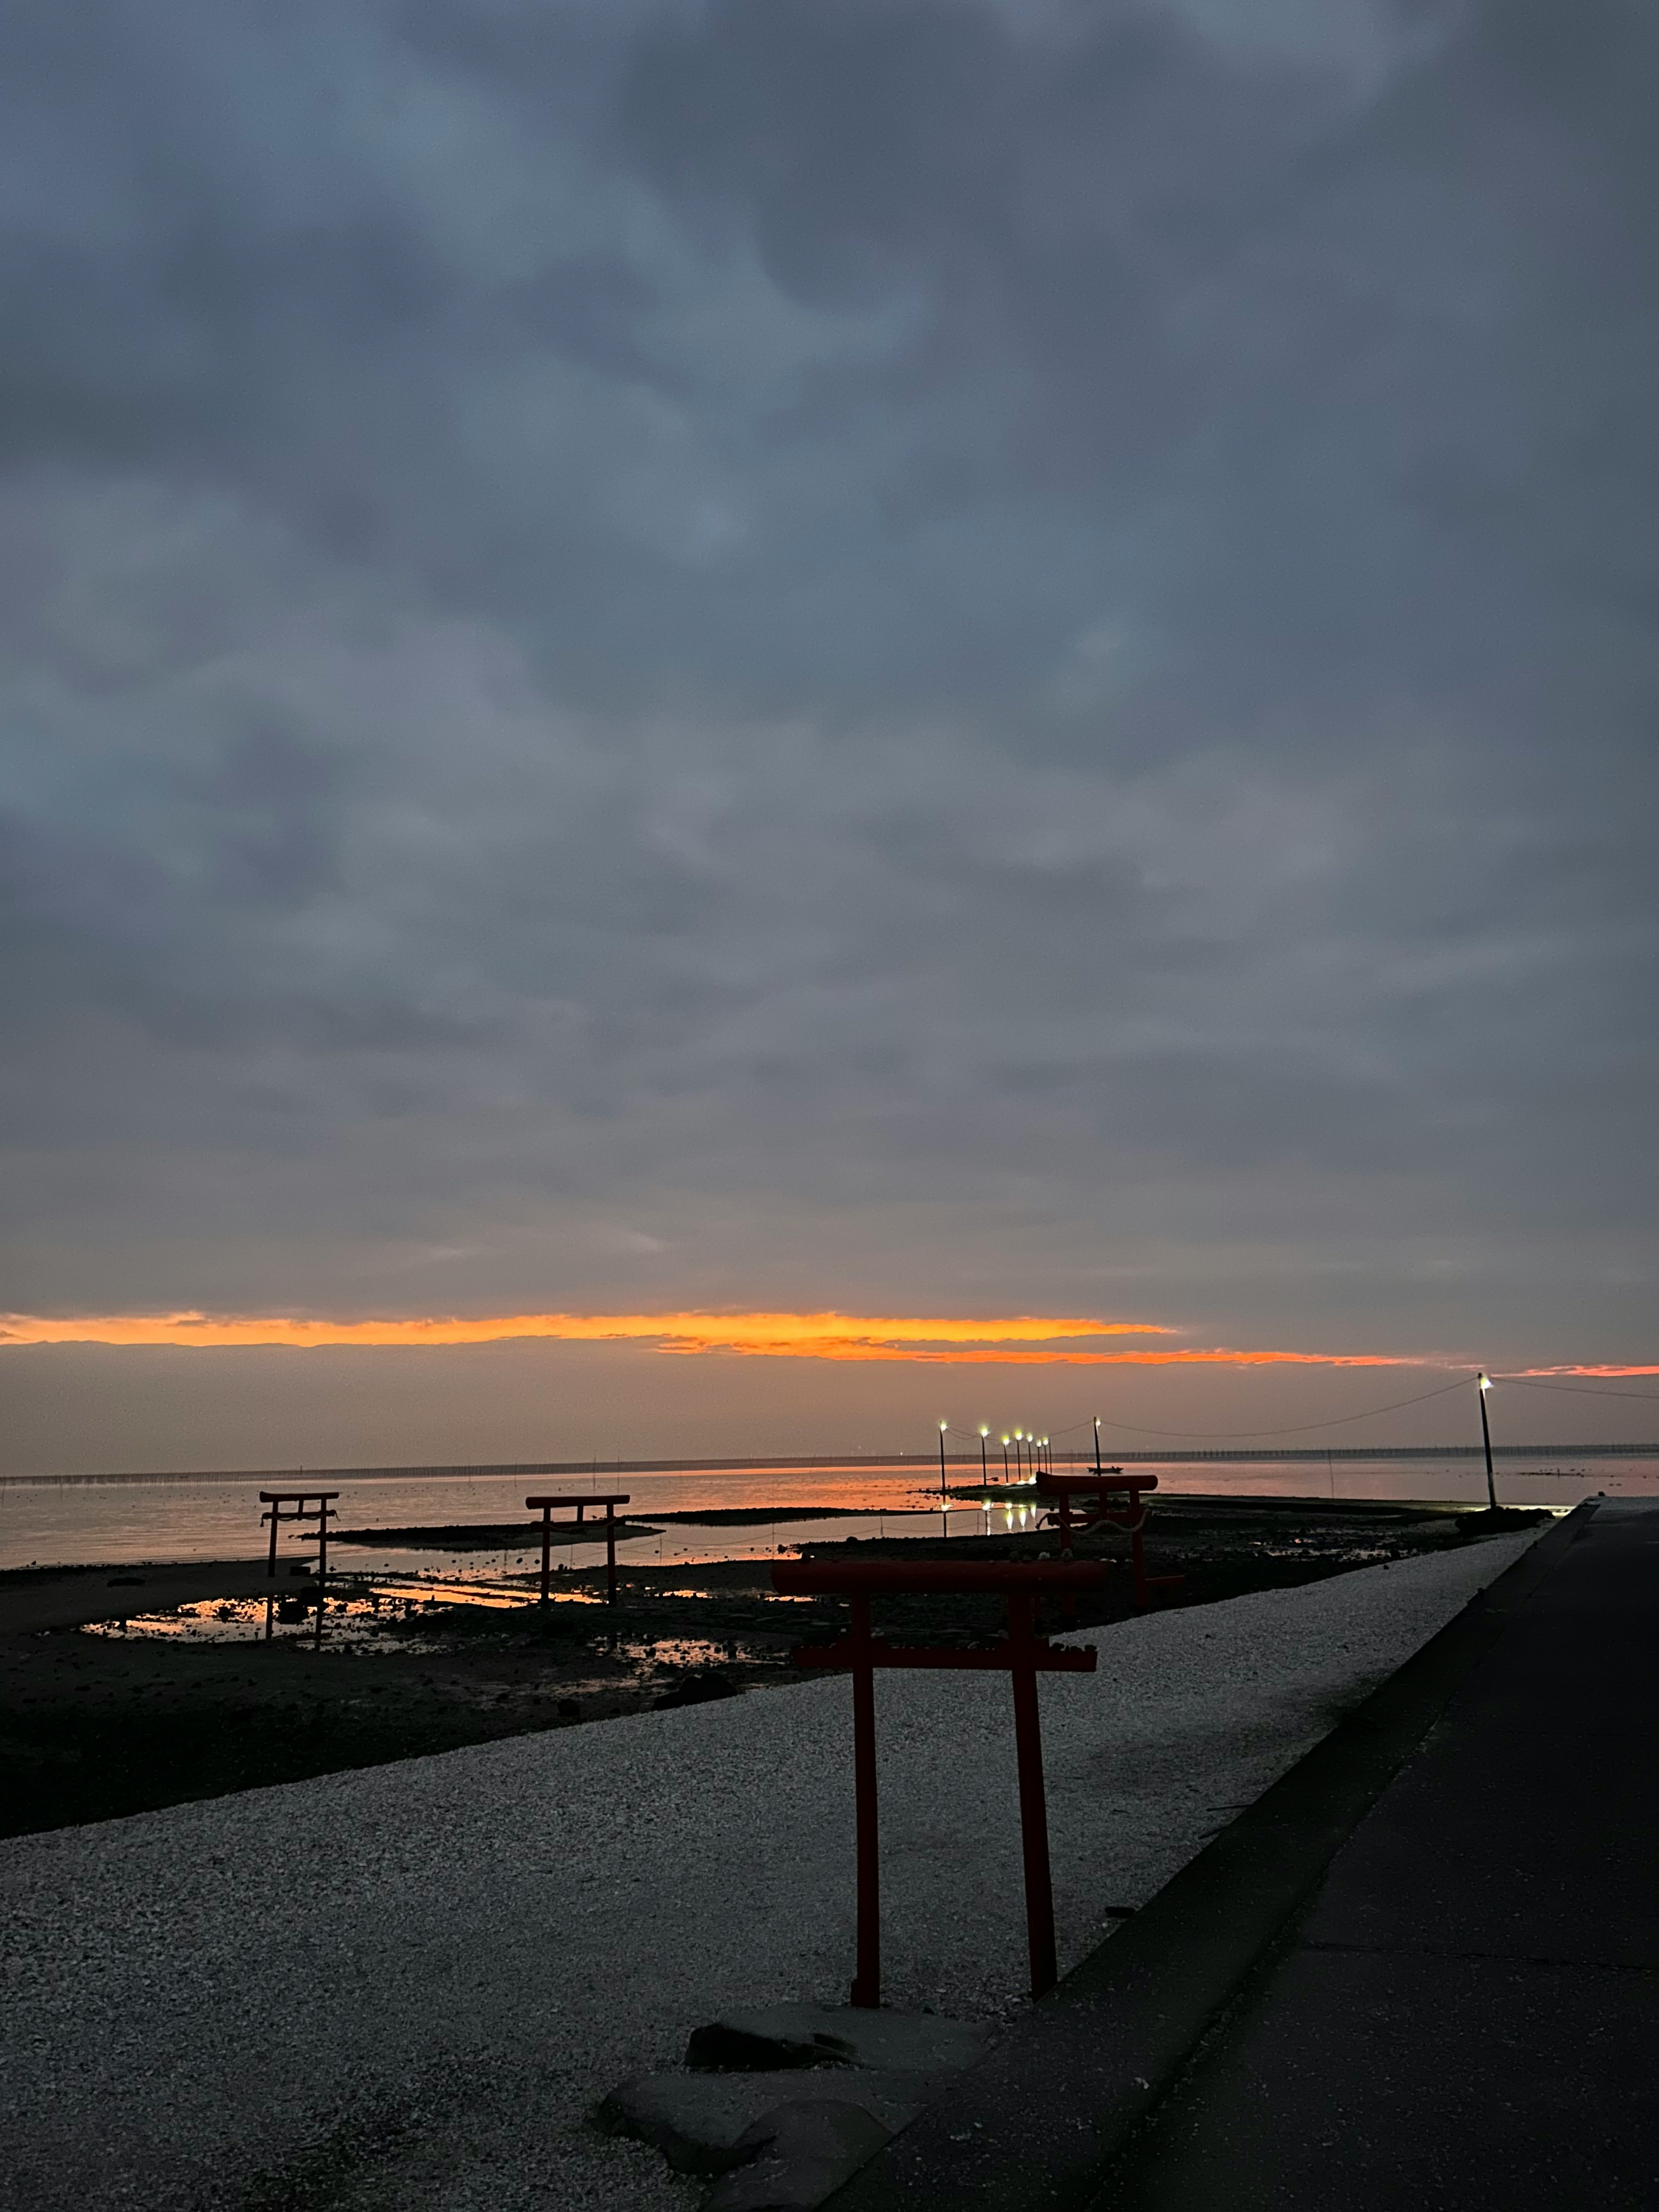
[1084,1376,1474,1441]
[1491,1374,1659,1405]
[945,1369,1659,1446]
[947,1374,1473,1446]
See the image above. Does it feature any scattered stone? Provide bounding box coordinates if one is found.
[686,2002,991,2076]
[596,2068,931,2176]
[701,2098,894,2212]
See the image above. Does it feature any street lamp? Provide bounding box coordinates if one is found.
[979,1425,990,1486]
[938,1421,949,1533]
[1093,1415,1103,1474]
[1001,1435,1011,1482]
[1476,1373,1497,1510]
[1014,1429,1025,1481]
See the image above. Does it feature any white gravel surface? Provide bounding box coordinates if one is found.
[1,1533,1538,2212]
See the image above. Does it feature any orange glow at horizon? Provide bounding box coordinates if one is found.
[0,1306,1447,1368]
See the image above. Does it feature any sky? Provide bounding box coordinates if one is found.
[2,0,1655,1471]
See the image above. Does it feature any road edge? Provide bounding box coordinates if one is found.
[820,1504,1593,2212]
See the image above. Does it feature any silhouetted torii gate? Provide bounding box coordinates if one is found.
[526,1492,630,1603]
[258,1489,339,1645]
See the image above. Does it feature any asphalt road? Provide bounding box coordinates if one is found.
[1098,1500,1658,2210]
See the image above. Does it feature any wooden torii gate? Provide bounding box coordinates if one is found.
[772,1557,1107,2006]
[526,1492,630,1603]
[258,1489,339,1644]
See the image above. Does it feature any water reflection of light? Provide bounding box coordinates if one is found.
[623,1637,761,1669]
[79,1576,577,1653]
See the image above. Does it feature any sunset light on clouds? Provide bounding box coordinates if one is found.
[1,0,1652,1478]
[2,1308,1462,1366]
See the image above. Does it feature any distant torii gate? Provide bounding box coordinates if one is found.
[258,1489,339,1645]
[773,1557,1107,2006]
[1035,1470,1182,1612]
[526,1492,630,1604]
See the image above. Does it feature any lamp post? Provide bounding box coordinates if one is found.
[939,1421,949,1534]
[1093,1416,1102,1474]
[1014,1430,1024,1481]
[1477,1373,1497,1510]
[979,1425,990,1487]
[1001,1435,1011,1483]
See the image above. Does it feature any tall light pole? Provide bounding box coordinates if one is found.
[1001,1435,1011,1483]
[1477,1373,1497,1510]
[1093,1415,1103,1474]
[938,1421,949,1534]
[979,1425,990,1487]
[1014,1430,1024,1481]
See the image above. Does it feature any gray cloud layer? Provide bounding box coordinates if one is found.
[2,0,1654,1358]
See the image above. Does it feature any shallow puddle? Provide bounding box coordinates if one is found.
[82,1586,493,1652]
[621,1636,767,1669]
[79,1580,775,1668]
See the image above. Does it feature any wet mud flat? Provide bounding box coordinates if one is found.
[0,1498,1544,1840]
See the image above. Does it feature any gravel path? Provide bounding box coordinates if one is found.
[1,1532,1538,2212]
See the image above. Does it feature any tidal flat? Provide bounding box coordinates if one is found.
[0,1495,1545,1840]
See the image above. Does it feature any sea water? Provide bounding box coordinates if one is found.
[3,1453,1654,1574]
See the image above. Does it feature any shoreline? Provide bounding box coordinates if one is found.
[0,1497,1549,1843]
[2,1529,1549,2212]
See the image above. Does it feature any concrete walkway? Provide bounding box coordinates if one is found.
[828,1501,1657,2212]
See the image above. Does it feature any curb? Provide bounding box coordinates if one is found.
[819,1505,1593,2212]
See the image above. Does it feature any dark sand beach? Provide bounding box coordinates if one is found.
[0,1495,1545,1840]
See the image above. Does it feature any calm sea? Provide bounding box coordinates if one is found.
[3,1454,1654,1575]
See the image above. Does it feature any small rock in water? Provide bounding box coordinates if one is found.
[701,2098,894,2212]
[686,2002,991,2077]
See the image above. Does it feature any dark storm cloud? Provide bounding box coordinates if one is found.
[0,0,1653,1353]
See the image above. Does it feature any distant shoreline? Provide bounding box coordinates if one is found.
[3,1442,1653,1487]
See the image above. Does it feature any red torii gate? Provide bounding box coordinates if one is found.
[526,1492,630,1603]
[773,1557,1107,2007]
[1035,1470,1182,1611]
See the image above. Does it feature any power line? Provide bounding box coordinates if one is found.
[1086,1375,1472,1442]
[1492,1374,1659,1405]
[946,1367,1659,1446]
